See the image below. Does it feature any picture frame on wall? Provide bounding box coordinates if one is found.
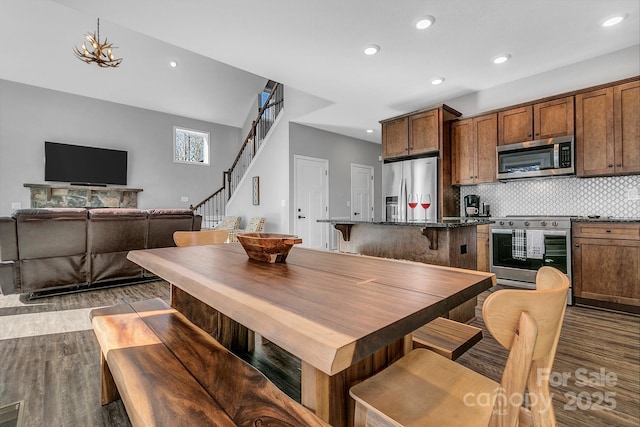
[252,176,260,205]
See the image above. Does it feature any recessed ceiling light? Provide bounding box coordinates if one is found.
[363,44,380,56]
[366,129,374,134]
[492,54,511,64]
[430,77,445,85]
[169,60,179,68]
[416,16,436,30]
[601,14,627,27]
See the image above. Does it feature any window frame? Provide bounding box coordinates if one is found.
[173,126,210,166]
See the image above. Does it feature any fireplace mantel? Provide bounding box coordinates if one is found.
[25,183,143,208]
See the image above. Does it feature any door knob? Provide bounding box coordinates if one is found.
[298,215,306,219]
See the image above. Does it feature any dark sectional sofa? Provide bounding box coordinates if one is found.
[0,208,201,295]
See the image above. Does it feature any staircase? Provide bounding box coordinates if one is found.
[190,82,283,228]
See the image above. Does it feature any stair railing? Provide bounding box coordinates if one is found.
[190,82,283,228]
[227,82,283,196]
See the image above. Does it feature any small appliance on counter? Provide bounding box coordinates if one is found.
[464,195,480,217]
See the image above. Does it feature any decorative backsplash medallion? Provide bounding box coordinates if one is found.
[460,175,640,218]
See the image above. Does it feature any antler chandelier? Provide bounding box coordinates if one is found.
[73,18,122,68]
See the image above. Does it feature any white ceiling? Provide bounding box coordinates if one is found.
[1,0,639,143]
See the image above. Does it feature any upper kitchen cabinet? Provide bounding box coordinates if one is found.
[576,80,640,177]
[451,113,497,185]
[497,96,574,146]
[381,104,461,161]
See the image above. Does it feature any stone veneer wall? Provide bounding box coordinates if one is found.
[28,185,141,208]
[459,175,640,218]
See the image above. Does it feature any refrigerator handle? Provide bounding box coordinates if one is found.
[399,178,407,222]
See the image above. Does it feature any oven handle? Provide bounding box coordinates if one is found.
[490,228,568,236]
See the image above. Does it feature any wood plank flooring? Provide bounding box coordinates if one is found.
[1,281,638,426]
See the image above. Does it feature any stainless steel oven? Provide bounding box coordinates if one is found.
[490,216,573,304]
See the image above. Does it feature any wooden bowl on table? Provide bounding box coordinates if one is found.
[236,233,302,263]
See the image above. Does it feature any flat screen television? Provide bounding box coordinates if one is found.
[44,141,128,186]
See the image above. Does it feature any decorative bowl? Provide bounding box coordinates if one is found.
[236,233,303,263]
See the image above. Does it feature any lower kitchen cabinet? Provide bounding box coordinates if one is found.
[572,222,640,311]
[476,224,490,272]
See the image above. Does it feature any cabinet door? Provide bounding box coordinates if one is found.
[614,81,640,174]
[575,88,614,176]
[476,225,490,272]
[533,96,574,139]
[451,119,474,185]
[409,110,439,155]
[382,117,409,159]
[498,106,532,145]
[573,237,640,306]
[474,114,497,183]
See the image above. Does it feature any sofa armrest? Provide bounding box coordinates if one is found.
[0,217,18,261]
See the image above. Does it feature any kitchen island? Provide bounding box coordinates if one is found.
[319,218,493,322]
[319,219,492,269]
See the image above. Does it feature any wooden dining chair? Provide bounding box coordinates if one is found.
[349,266,570,427]
[173,229,229,247]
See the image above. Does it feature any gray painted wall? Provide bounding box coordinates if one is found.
[290,123,382,220]
[0,80,241,216]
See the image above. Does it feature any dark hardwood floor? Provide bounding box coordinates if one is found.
[1,281,638,426]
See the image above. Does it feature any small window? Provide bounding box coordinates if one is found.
[174,127,210,165]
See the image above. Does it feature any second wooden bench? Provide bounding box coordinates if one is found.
[91,298,329,426]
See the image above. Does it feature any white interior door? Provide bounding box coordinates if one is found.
[294,155,329,249]
[351,164,374,221]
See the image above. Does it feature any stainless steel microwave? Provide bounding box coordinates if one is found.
[496,135,574,180]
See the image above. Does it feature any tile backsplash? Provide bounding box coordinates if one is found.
[460,175,640,218]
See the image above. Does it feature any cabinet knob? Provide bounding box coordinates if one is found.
[616,163,622,167]
[608,164,614,168]
[535,132,539,136]
[575,243,580,247]
[606,229,611,233]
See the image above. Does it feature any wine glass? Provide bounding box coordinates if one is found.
[407,194,418,221]
[420,194,431,221]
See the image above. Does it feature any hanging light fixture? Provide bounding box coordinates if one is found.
[73,18,122,68]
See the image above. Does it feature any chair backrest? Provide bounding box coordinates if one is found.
[482,266,569,426]
[245,217,265,232]
[173,230,229,247]
[214,216,240,231]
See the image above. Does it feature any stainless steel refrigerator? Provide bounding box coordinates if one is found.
[382,157,438,222]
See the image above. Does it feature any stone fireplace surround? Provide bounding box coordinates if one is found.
[24,183,143,209]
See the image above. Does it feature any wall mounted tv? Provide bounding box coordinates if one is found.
[44,141,128,186]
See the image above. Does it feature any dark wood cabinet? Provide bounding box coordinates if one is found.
[576,81,640,176]
[381,116,409,159]
[572,222,640,310]
[451,114,497,185]
[409,110,440,155]
[498,96,574,146]
[381,104,461,161]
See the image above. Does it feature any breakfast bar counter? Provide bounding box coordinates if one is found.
[319,218,492,270]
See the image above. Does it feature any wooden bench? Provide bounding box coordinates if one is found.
[412,317,483,360]
[91,298,329,427]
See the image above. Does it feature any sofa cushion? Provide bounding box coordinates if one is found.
[146,209,195,249]
[13,208,87,259]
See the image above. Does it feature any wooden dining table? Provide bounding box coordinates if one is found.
[127,243,495,427]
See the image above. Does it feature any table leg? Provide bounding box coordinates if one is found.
[301,335,412,427]
[170,284,254,353]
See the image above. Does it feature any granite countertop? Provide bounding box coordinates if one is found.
[318,218,494,228]
[571,217,640,223]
